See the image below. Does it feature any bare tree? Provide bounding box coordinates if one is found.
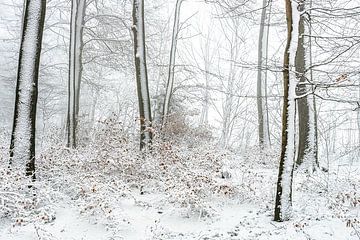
[132,0,153,149]
[67,0,87,148]
[257,0,271,148]
[9,0,47,178]
[162,0,184,127]
[274,0,299,222]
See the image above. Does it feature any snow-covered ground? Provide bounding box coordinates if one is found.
[0,128,359,240]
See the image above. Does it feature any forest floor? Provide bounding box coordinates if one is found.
[0,145,359,240]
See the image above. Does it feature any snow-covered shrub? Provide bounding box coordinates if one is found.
[0,163,56,225]
[69,115,233,218]
[152,142,224,217]
[0,114,236,233]
[0,129,56,225]
[161,111,213,146]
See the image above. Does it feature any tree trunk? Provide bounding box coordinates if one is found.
[162,0,183,127]
[132,0,153,150]
[296,0,318,170]
[67,0,86,149]
[200,74,209,126]
[257,0,272,148]
[221,30,238,148]
[274,0,299,222]
[308,0,319,168]
[9,0,46,179]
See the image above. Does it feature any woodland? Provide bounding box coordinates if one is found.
[0,0,359,239]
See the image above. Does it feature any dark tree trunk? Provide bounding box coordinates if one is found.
[9,0,46,179]
[132,0,153,150]
[274,0,297,222]
[295,0,310,166]
[295,0,319,170]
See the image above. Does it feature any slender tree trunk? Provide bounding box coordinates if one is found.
[199,63,209,126]
[257,0,272,148]
[200,73,209,126]
[67,0,86,148]
[274,0,299,222]
[9,0,46,179]
[132,0,153,150]
[199,31,215,127]
[222,59,235,147]
[162,0,183,127]
[222,33,237,148]
[308,0,319,168]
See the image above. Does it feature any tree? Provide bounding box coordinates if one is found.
[217,16,243,148]
[257,0,271,148]
[307,0,319,168]
[9,0,47,179]
[295,0,318,169]
[67,0,87,148]
[132,0,153,149]
[162,0,184,127]
[274,0,299,222]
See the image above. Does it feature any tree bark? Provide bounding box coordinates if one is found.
[257,0,271,148]
[162,0,183,127]
[295,0,318,170]
[9,0,46,179]
[308,0,319,169]
[67,0,86,149]
[295,0,309,166]
[132,0,153,150]
[274,0,299,222]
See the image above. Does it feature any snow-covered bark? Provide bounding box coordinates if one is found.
[162,0,183,127]
[200,58,210,126]
[257,0,272,148]
[9,0,46,178]
[221,58,235,148]
[295,0,318,170]
[132,0,153,149]
[274,0,300,222]
[307,93,319,169]
[307,0,319,170]
[67,0,86,149]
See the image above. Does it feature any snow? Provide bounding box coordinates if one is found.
[133,0,152,142]
[1,143,359,240]
[304,93,317,171]
[1,0,360,239]
[11,0,43,171]
[278,0,301,221]
[0,204,109,240]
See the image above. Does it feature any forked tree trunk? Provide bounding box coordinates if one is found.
[274,0,299,222]
[67,0,86,148]
[132,0,153,150]
[162,0,183,127]
[9,0,46,179]
[257,0,272,148]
